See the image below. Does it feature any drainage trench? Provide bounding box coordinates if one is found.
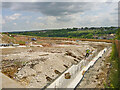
[46,47,108,88]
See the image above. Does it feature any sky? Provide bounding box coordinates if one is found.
[1,0,119,32]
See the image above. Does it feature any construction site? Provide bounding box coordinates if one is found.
[0,34,112,88]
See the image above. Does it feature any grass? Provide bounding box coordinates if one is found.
[18,40,25,45]
[106,43,119,88]
[109,59,119,88]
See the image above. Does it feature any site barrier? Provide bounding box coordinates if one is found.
[46,48,107,89]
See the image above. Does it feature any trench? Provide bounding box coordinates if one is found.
[45,47,108,88]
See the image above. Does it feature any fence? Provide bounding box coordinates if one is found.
[114,40,120,59]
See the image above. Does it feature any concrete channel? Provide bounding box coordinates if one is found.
[46,47,108,89]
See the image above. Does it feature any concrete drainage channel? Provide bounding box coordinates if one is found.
[45,47,108,89]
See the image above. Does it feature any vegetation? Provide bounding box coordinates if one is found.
[108,44,119,88]
[116,28,120,40]
[2,27,119,88]
[3,27,117,39]
[18,41,25,45]
[106,28,120,88]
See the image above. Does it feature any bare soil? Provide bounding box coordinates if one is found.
[1,34,111,88]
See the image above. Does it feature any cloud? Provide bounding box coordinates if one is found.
[2,19,6,24]
[1,0,119,2]
[2,2,118,31]
[26,20,30,24]
[37,17,43,20]
[13,23,17,25]
[2,2,93,16]
[5,13,21,21]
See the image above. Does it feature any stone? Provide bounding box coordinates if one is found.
[65,72,71,79]
[98,81,101,85]
[16,66,36,79]
[46,76,53,82]
[33,64,43,73]
[18,68,21,71]
[95,75,99,79]
[106,63,110,66]
[54,70,61,75]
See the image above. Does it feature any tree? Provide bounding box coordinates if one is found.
[116,28,120,40]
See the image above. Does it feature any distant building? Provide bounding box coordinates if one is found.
[9,34,17,37]
[104,29,107,31]
[110,34,115,36]
[98,36,106,39]
[107,36,115,40]
[77,28,82,30]
[98,34,115,40]
[93,35,98,39]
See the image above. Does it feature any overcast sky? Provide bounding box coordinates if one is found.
[1,1,118,32]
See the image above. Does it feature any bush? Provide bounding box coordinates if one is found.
[111,43,118,60]
[109,43,119,88]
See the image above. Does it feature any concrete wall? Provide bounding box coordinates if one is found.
[47,48,107,88]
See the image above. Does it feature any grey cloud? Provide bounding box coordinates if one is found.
[2,2,92,16]
[2,2,118,31]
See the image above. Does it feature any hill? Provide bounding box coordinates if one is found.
[3,27,118,40]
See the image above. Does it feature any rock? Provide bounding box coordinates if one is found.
[97,69,99,72]
[93,80,97,82]
[98,81,101,85]
[26,76,34,82]
[33,64,43,73]
[16,66,36,78]
[92,76,96,79]
[74,59,79,63]
[107,65,110,69]
[65,51,76,58]
[18,68,21,71]
[102,78,104,80]
[106,63,110,66]
[95,75,99,79]
[54,70,61,75]
[102,59,105,61]
[46,76,53,82]
[63,64,69,68]
[65,72,71,79]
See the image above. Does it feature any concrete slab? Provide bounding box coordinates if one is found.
[1,72,25,88]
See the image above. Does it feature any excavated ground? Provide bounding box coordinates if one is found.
[1,40,111,88]
[76,46,112,88]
